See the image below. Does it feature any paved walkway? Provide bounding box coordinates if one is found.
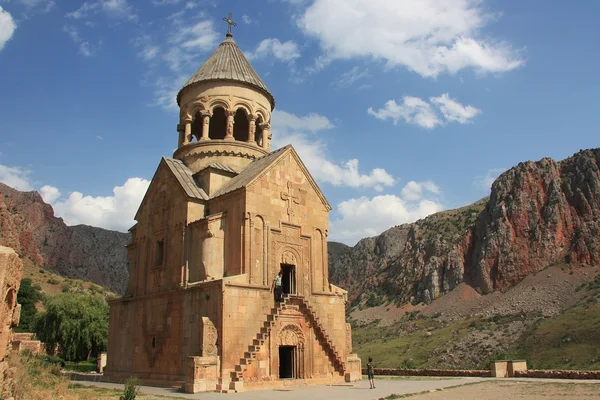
[72,377,486,399]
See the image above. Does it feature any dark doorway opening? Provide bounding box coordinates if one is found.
[279,346,296,379]
[280,264,296,295]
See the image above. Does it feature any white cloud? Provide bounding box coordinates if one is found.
[297,0,524,78]
[368,97,442,129]
[150,74,188,110]
[0,164,33,191]
[176,20,218,51]
[65,0,137,22]
[0,162,149,232]
[39,185,60,203]
[430,93,481,123]
[400,180,440,201]
[0,6,16,51]
[6,0,55,13]
[47,178,149,232]
[368,94,480,128]
[477,167,506,189]
[337,66,369,87]
[330,182,444,244]
[246,38,300,62]
[272,110,333,132]
[135,13,218,109]
[152,0,180,5]
[271,110,396,191]
[62,25,94,56]
[242,14,252,24]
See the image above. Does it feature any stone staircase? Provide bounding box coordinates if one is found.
[220,294,345,392]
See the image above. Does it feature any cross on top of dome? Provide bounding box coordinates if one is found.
[223,12,236,36]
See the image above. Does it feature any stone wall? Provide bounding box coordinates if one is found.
[364,368,492,377]
[515,370,600,379]
[0,246,24,399]
[105,280,223,386]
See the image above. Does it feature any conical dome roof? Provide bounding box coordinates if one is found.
[176,34,275,109]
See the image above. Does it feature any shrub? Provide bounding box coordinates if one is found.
[120,377,139,400]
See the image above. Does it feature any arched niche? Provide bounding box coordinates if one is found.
[209,107,227,140]
[233,108,249,141]
[250,215,265,285]
[312,229,324,292]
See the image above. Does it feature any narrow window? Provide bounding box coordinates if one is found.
[155,240,164,266]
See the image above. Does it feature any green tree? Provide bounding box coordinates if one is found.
[16,278,43,332]
[35,293,109,362]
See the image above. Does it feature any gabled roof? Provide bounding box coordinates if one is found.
[134,157,208,221]
[211,145,290,198]
[211,145,332,211]
[196,162,238,175]
[163,157,209,200]
[176,34,274,109]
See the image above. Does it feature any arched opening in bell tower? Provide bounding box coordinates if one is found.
[190,111,203,141]
[209,107,227,140]
[233,108,249,141]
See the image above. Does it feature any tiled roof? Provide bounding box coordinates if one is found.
[211,145,291,198]
[177,34,274,109]
[198,162,238,175]
[163,157,208,200]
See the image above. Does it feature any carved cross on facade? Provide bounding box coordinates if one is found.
[223,12,237,35]
[281,181,300,220]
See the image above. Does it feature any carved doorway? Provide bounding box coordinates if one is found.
[279,346,296,379]
[281,264,296,295]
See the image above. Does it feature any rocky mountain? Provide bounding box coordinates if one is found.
[0,183,130,294]
[329,148,600,307]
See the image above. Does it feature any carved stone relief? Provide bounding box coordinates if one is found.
[200,317,218,356]
[277,324,305,347]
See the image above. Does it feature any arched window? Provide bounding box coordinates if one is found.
[233,109,249,142]
[190,111,203,142]
[209,107,227,140]
[255,116,264,147]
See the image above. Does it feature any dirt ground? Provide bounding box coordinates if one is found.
[404,380,600,399]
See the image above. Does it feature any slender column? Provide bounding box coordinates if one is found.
[200,113,210,140]
[183,118,192,144]
[177,123,185,147]
[261,123,271,150]
[224,110,235,141]
[323,229,329,291]
[247,115,257,143]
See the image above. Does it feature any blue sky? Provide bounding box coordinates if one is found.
[0,0,599,245]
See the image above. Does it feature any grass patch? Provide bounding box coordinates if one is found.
[516,301,600,370]
[353,317,473,368]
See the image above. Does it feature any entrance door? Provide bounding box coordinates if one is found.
[279,346,296,379]
[280,264,296,295]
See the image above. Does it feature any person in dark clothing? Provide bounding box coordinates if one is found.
[367,357,375,389]
[273,270,283,302]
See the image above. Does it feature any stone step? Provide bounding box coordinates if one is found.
[229,380,244,392]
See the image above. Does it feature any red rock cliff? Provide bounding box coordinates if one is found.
[0,183,130,294]
[329,148,600,305]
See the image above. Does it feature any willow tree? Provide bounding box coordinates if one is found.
[35,293,109,362]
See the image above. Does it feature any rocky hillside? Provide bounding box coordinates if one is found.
[329,148,600,307]
[0,183,130,294]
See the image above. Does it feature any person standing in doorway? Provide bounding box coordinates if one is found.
[367,357,375,389]
[273,270,283,302]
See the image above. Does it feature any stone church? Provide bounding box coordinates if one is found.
[104,19,361,393]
